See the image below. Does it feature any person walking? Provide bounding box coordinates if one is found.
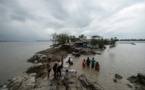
[86,57,90,67]
[91,58,96,68]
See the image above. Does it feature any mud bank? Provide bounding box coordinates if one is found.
[0,73,103,90]
[0,45,99,90]
[127,73,145,90]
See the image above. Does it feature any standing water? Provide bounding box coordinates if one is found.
[70,42,145,90]
[0,42,52,85]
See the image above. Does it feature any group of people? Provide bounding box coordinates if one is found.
[82,57,100,70]
[45,58,63,80]
[45,57,99,80]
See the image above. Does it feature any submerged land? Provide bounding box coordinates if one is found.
[0,34,145,90]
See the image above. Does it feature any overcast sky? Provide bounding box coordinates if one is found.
[0,0,145,41]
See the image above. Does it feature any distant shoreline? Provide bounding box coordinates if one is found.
[119,39,145,41]
[0,41,50,42]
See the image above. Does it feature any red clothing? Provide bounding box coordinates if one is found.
[95,63,99,70]
[82,61,86,67]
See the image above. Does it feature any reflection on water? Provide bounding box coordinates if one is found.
[70,43,145,90]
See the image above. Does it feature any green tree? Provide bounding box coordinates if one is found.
[79,34,86,39]
[90,39,98,47]
[51,33,57,47]
[90,35,98,47]
[98,39,104,49]
[56,34,69,44]
[51,33,70,47]
[91,35,101,39]
[69,35,77,42]
[91,35,105,49]
[110,37,118,46]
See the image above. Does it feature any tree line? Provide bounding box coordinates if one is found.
[51,33,118,49]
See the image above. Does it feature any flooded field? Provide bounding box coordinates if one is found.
[70,43,145,90]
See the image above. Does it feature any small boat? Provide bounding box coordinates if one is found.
[131,43,136,45]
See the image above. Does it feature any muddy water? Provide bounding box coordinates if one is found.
[70,43,145,90]
[0,42,52,85]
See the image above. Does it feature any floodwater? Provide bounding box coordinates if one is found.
[0,41,145,90]
[70,42,145,90]
[0,42,51,85]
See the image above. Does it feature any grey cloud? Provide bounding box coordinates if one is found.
[0,0,145,41]
[44,22,64,29]
[11,14,26,22]
[44,0,69,20]
[43,0,95,28]
[0,0,35,22]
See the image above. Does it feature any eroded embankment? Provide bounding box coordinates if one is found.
[0,45,98,90]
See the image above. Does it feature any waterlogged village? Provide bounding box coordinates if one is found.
[0,34,145,90]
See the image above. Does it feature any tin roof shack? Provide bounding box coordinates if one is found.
[75,39,89,48]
